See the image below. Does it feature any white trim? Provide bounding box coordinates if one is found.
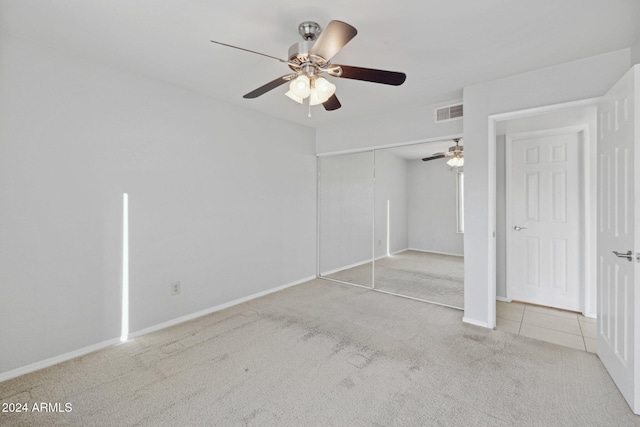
[316,156,321,278]
[319,277,464,311]
[490,97,601,123]
[496,296,510,302]
[129,275,315,339]
[487,118,497,329]
[375,251,405,261]
[320,258,374,276]
[372,149,377,289]
[322,248,446,278]
[389,248,410,256]
[319,251,405,277]
[407,248,464,257]
[1,276,316,382]
[463,317,492,329]
[487,97,600,329]
[319,277,372,290]
[316,133,464,158]
[373,289,464,311]
[0,338,121,383]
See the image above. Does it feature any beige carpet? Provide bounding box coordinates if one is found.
[325,250,464,308]
[1,279,638,426]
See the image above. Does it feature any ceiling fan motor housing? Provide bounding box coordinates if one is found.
[288,21,329,71]
[288,41,314,65]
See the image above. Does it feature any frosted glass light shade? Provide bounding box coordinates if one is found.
[314,77,336,102]
[447,157,464,168]
[309,90,323,106]
[285,90,303,104]
[285,74,336,106]
[289,75,311,98]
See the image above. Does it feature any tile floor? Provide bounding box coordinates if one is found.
[497,300,596,353]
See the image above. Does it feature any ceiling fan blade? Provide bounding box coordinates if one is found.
[422,153,446,162]
[322,94,342,111]
[210,40,300,68]
[243,74,297,99]
[332,65,406,86]
[309,20,357,62]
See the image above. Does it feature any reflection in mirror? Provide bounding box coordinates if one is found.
[319,151,374,287]
[373,142,464,308]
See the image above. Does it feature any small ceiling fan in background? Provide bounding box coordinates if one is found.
[422,138,464,169]
[210,20,406,114]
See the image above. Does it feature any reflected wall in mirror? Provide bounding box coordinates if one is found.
[374,142,464,308]
[318,151,374,287]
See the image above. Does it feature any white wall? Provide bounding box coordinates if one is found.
[315,102,464,154]
[318,152,374,274]
[0,34,316,375]
[407,160,464,256]
[462,48,630,326]
[632,36,640,65]
[374,151,408,258]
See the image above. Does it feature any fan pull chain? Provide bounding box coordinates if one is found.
[308,98,311,118]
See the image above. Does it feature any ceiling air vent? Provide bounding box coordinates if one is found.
[435,103,463,123]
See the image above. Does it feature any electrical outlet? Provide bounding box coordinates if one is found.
[170,281,181,296]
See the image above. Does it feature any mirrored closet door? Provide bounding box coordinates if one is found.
[374,143,464,308]
[318,151,374,287]
[318,139,465,309]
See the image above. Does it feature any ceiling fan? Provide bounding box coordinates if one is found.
[210,20,406,113]
[422,138,464,168]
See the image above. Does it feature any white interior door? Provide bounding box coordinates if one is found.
[507,129,582,311]
[597,65,638,414]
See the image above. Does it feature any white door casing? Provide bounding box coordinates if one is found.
[506,129,583,311]
[597,65,638,414]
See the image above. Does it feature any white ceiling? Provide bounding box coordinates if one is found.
[2,1,639,128]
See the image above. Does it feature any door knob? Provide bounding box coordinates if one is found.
[514,226,528,231]
[612,250,633,261]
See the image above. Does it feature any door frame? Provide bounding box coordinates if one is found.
[487,97,600,327]
[504,125,589,312]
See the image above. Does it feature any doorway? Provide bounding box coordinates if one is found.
[493,103,597,318]
[505,127,584,312]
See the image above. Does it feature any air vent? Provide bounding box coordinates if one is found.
[435,103,463,123]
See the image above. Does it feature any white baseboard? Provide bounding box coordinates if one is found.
[0,275,316,383]
[321,248,416,276]
[0,337,121,383]
[320,259,373,276]
[129,275,315,339]
[407,248,464,257]
[496,296,509,302]
[463,317,492,329]
[390,248,410,256]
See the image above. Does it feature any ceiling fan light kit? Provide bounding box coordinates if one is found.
[210,20,406,114]
[285,74,336,105]
[422,138,464,170]
[446,156,464,168]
